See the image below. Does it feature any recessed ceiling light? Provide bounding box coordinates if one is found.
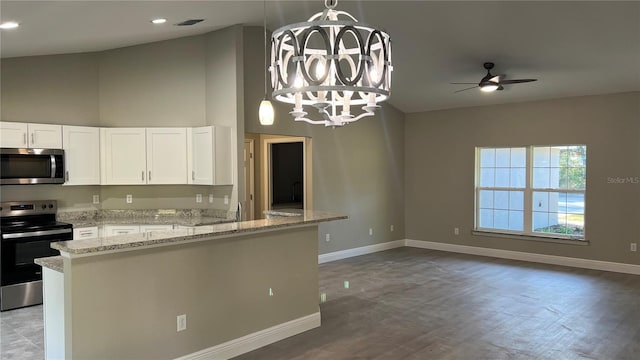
[0,21,20,30]
[151,18,167,25]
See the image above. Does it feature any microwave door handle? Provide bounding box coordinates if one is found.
[50,155,57,178]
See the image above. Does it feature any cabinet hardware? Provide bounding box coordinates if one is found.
[65,171,69,181]
[192,171,195,181]
[31,133,35,145]
[23,133,27,145]
[142,171,145,181]
[149,171,151,182]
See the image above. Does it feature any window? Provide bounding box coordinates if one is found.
[475,145,586,240]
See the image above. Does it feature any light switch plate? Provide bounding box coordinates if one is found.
[92,195,100,204]
[196,194,202,203]
[126,195,133,204]
[209,194,214,203]
[224,195,229,205]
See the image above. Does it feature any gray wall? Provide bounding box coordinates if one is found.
[243,27,406,254]
[405,92,640,265]
[65,226,320,359]
[1,29,243,211]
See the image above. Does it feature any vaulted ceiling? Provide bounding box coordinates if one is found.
[1,1,638,114]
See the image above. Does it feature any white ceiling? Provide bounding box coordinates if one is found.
[1,1,639,114]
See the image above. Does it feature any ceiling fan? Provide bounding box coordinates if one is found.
[451,62,537,93]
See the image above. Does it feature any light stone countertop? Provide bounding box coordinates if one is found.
[52,210,347,257]
[67,216,234,228]
[35,256,64,273]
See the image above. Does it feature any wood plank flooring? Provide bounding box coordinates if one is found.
[234,247,640,360]
[2,247,640,359]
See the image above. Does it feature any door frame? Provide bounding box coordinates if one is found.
[262,136,312,212]
[243,139,255,220]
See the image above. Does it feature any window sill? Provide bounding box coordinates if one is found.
[472,230,589,246]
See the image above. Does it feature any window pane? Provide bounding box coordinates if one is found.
[480,149,495,167]
[566,193,585,215]
[480,168,495,187]
[533,147,550,167]
[495,168,510,187]
[510,148,526,167]
[509,211,523,231]
[554,192,567,213]
[550,146,564,167]
[494,191,509,210]
[479,209,493,228]
[509,191,524,210]
[533,192,549,212]
[479,190,494,208]
[567,168,586,190]
[566,145,587,167]
[496,148,511,167]
[510,168,526,188]
[494,210,509,230]
[533,211,550,231]
[550,168,560,188]
[533,168,550,188]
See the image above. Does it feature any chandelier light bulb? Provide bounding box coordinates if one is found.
[315,61,326,80]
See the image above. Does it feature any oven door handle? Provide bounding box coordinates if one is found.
[1,228,72,239]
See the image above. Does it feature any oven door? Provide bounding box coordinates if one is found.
[1,227,72,286]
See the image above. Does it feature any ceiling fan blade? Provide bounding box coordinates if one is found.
[454,85,479,93]
[497,85,504,91]
[499,79,537,85]
[450,82,478,85]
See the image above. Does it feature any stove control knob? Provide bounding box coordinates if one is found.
[42,204,47,210]
[49,204,54,209]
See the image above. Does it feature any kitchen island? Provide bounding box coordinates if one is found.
[38,210,347,360]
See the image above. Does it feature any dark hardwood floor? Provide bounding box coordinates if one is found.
[235,247,640,360]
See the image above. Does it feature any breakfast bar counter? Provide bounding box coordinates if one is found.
[40,210,347,360]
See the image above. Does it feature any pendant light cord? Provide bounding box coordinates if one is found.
[263,0,268,98]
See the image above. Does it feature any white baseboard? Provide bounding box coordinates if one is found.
[176,312,321,360]
[318,240,405,264]
[405,239,640,275]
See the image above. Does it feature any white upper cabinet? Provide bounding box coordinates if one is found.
[146,128,187,184]
[62,126,100,185]
[188,126,232,185]
[101,128,147,185]
[0,122,62,149]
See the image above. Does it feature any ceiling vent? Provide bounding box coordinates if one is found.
[175,19,204,26]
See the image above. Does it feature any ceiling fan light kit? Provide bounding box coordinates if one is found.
[453,62,537,94]
[269,0,392,127]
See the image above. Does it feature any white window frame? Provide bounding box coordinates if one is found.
[474,145,586,241]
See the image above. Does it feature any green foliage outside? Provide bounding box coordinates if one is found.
[559,146,586,189]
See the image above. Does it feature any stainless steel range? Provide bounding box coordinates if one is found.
[0,200,72,311]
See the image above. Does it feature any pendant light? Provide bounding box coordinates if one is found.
[258,0,275,125]
[269,0,392,127]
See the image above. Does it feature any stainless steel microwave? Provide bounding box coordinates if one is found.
[0,148,65,185]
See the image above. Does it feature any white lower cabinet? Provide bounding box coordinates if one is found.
[73,227,99,240]
[103,225,140,237]
[139,224,173,232]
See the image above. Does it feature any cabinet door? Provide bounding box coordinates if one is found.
[146,128,187,184]
[63,126,100,185]
[139,224,173,233]
[103,225,140,237]
[73,227,99,240]
[101,128,147,185]
[189,126,214,185]
[29,123,63,149]
[0,121,28,148]
[213,126,233,185]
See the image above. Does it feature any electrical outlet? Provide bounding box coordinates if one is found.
[268,288,274,297]
[196,194,202,203]
[325,233,331,242]
[209,194,214,203]
[631,243,637,252]
[177,314,186,332]
[454,227,460,235]
[390,225,394,232]
[224,195,229,205]
[126,194,133,204]
[92,195,100,204]
[369,228,373,236]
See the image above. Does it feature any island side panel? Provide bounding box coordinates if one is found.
[65,226,319,360]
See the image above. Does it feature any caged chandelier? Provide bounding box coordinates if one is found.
[269,0,392,127]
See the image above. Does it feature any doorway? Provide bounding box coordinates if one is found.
[262,136,312,213]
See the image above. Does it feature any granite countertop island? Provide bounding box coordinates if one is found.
[52,210,347,257]
[39,209,347,360]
